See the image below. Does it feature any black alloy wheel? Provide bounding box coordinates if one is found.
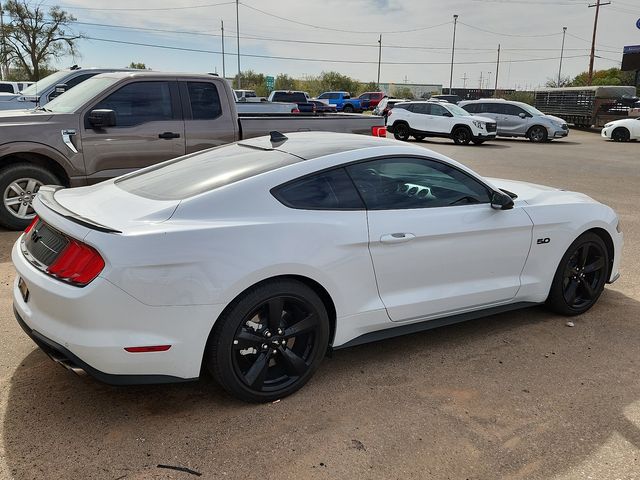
[611,127,630,142]
[393,123,411,141]
[547,233,609,316]
[528,126,548,143]
[452,127,472,145]
[208,280,329,402]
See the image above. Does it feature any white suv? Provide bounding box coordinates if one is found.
[387,100,497,145]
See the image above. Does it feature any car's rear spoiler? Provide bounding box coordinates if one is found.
[37,185,122,234]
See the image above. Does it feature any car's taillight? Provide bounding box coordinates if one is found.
[372,126,387,137]
[47,239,105,286]
[24,216,39,233]
[291,107,300,114]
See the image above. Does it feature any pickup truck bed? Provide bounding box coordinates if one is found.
[239,112,384,138]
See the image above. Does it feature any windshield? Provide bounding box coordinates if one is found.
[446,103,472,117]
[21,70,70,96]
[520,103,545,116]
[46,77,118,113]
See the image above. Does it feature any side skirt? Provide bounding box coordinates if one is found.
[334,302,539,350]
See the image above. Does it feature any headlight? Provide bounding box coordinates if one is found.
[604,123,613,128]
[472,120,485,129]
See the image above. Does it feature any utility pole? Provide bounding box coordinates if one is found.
[449,14,458,94]
[557,26,567,87]
[377,34,382,88]
[487,72,492,91]
[235,0,241,88]
[588,0,610,85]
[221,20,226,80]
[461,73,468,89]
[479,72,483,89]
[494,44,500,96]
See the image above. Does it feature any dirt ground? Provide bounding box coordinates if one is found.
[0,129,638,480]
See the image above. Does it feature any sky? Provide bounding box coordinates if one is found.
[40,0,640,90]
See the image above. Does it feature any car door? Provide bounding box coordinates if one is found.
[180,80,237,153]
[500,104,529,136]
[427,103,454,134]
[81,80,185,183]
[346,156,533,322]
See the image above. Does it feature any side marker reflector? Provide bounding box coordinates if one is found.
[124,345,171,353]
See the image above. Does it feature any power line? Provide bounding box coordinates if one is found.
[45,1,235,11]
[458,21,563,38]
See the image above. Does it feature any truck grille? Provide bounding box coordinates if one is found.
[486,123,497,133]
[23,220,69,266]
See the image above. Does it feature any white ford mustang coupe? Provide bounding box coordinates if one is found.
[13,132,622,402]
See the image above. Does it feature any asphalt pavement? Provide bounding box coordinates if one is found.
[0,129,638,479]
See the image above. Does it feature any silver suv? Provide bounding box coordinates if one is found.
[459,99,568,142]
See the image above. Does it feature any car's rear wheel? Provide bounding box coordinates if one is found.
[547,232,609,316]
[393,123,411,141]
[343,104,354,113]
[452,127,472,145]
[611,127,630,142]
[0,163,61,230]
[207,279,330,402]
[527,126,548,143]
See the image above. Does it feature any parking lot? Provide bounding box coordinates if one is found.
[0,129,638,479]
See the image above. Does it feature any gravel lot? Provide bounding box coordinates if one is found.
[0,129,638,480]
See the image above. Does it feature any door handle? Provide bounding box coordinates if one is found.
[380,233,416,244]
[158,132,181,139]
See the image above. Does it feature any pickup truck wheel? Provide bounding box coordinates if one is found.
[611,127,630,142]
[393,123,411,141]
[343,104,354,113]
[527,126,548,143]
[0,164,61,230]
[452,127,472,145]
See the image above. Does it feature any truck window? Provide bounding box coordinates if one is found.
[187,82,222,119]
[94,81,174,127]
[0,84,14,93]
[65,73,99,90]
[273,92,306,103]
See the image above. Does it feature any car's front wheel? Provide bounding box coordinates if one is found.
[547,232,609,316]
[343,104,354,113]
[393,123,411,141]
[452,127,472,145]
[611,127,630,142]
[527,126,548,143]
[207,279,330,402]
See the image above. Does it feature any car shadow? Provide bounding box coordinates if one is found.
[3,289,640,479]
[411,139,511,149]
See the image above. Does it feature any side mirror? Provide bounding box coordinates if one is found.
[88,109,116,129]
[490,191,514,210]
[49,83,68,99]
[519,112,526,119]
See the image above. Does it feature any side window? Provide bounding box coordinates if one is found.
[93,81,174,127]
[346,157,491,210]
[486,103,506,114]
[0,84,13,93]
[272,168,364,210]
[503,104,526,117]
[318,93,329,99]
[65,73,98,89]
[463,103,478,113]
[429,104,449,117]
[187,82,222,120]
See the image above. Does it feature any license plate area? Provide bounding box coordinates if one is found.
[18,277,29,303]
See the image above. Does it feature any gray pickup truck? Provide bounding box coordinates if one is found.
[0,71,385,229]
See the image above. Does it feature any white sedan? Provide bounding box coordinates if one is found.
[601,117,640,142]
[12,132,622,402]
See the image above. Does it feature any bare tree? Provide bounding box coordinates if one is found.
[2,1,82,80]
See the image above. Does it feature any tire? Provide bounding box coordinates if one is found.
[343,104,354,113]
[472,139,485,145]
[0,163,61,230]
[413,135,426,141]
[207,279,330,403]
[527,126,548,143]
[393,123,411,141]
[452,127,472,145]
[546,232,609,316]
[611,127,630,142]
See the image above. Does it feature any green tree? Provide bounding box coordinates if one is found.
[232,69,266,95]
[544,76,571,88]
[127,62,149,70]
[357,81,379,95]
[274,73,296,91]
[1,0,82,80]
[570,68,636,87]
[316,71,359,95]
[392,86,415,99]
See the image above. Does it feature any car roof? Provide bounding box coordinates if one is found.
[238,132,403,160]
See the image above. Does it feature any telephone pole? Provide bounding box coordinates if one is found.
[461,73,468,89]
[494,44,500,96]
[588,0,610,85]
[449,14,458,94]
[557,26,567,87]
[377,34,382,88]
[221,20,226,80]
[235,0,241,88]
